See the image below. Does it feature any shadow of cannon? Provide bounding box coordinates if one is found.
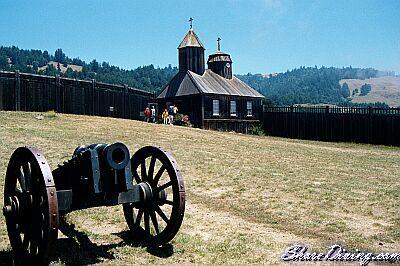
[51,217,174,265]
[0,249,13,265]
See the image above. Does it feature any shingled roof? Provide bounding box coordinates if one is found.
[178,29,205,49]
[157,69,264,99]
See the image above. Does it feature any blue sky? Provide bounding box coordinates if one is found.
[0,0,399,74]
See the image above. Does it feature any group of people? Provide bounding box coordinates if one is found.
[144,104,178,125]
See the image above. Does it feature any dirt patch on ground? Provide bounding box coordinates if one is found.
[184,200,321,264]
[337,212,395,240]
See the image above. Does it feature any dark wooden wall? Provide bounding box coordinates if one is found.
[0,71,153,120]
[157,94,263,132]
[263,106,400,146]
[202,95,263,133]
[203,120,259,134]
[203,95,262,133]
[203,95,262,120]
[207,60,232,79]
[178,47,205,75]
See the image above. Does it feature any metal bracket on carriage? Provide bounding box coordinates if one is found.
[3,143,186,265]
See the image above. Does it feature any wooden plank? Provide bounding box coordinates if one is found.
[0,78,3,110]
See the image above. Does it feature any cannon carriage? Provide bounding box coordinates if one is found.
[3,143,185,265]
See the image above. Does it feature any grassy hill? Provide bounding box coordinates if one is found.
[340,76,400,107]
[37,61,83,73]
[0,111,399,264]
[237,67,397,106]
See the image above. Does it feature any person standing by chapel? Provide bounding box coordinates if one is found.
[150,106,156,123]
[168,105,174,124]
[162,108,169,124]
[144,107,151,123]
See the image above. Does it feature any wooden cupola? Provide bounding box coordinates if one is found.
[178,18,205,75]
[207,37,232,79]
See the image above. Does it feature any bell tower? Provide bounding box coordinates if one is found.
[178,18,205,75]
[207,37,233,79]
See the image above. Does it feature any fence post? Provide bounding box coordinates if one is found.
[15,70,21,111]
[55,75,61,112]
[123,84,128,118]
[324,105,329,140]
[0,73,3,110]
[289,105,294,138]
[368,106,373,143]
[92,79,96,115]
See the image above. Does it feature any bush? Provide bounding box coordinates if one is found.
[44,110,57,118]
[340,82,350,98]
[173,113,192,127]
[360,83,372,96]
[249,123,265,136]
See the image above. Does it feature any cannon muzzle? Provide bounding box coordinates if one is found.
[73,142,130,170]
[103,142,130,170]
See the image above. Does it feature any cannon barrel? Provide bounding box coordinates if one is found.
[73,142,130,170]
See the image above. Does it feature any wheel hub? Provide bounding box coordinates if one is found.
[137,182,168,206]
[138,182,153,203]
[3,196,21,218]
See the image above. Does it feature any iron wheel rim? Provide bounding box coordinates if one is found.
[4,147,59,265]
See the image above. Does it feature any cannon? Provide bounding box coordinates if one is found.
[3,143,185,265]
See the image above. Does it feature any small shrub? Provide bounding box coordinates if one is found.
[249,123,265,136]
[44,110,57,118]
[360,83,372,96]
[173,113,192,127]
[174,113,183,122]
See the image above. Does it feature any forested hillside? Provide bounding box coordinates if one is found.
[236,66,395,106]
[1,46,397,107]
[0,46,178,92]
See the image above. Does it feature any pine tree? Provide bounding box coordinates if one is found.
[54,48,66,63]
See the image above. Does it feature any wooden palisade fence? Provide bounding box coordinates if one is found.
[0,71,153,120]
[1,71,400,146]
[263,106,400,146]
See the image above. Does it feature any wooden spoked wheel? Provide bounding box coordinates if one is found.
[123,146,185,245]
[3,147,59,265]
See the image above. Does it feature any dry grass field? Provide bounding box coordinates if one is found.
[0,111,399,265]
[340,76,400,107]
[37,61,83,73]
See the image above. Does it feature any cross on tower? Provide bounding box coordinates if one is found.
[217,37,221,51]
[189,17,193,29]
